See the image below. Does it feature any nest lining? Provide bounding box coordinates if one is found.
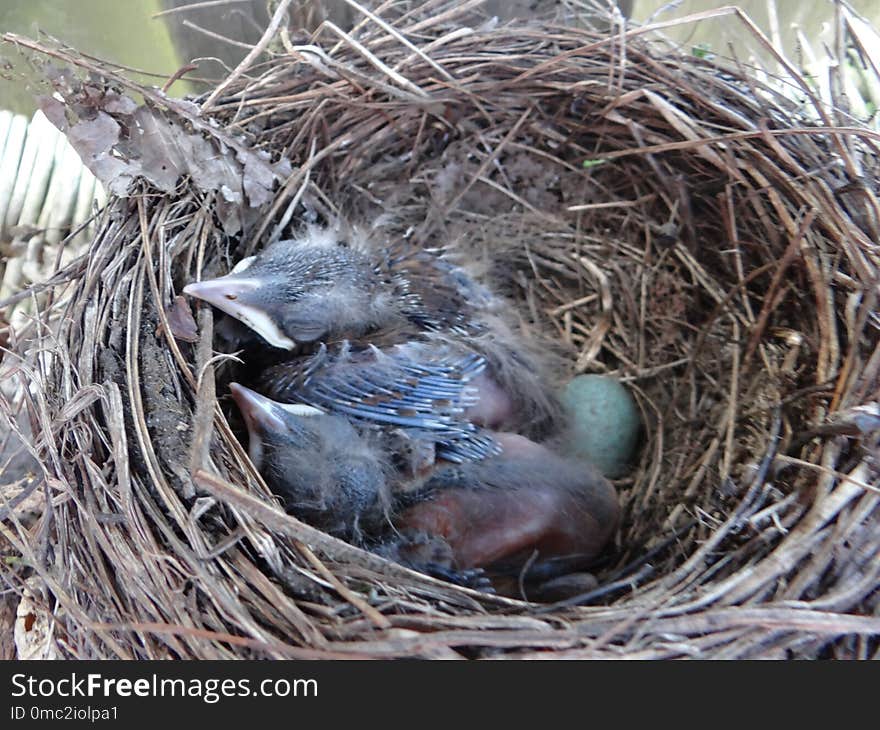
[2,5,879,659]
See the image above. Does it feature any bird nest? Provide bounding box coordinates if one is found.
[2,3,879,659]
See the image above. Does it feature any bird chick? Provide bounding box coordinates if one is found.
[230,382,391,541]
[183,225,565,439]
[232,384,618,591]
[183,224,489,350]
[393,433,620,572]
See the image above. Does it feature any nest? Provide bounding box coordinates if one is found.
[2,3,879,659]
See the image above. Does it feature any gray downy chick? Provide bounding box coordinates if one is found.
[230,382,391,541]
[183,224,565,440]
[231,384,618,590]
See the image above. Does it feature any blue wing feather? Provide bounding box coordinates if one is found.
[259,341,500,462]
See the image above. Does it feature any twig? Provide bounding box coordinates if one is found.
[201,0,295,111]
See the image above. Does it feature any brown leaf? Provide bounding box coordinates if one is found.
[162,295,199,343]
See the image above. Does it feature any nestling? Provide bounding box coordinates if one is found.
[230,382,391,541]
[184,224,565,440]
[182,224,491,349]
[231,384,619,584]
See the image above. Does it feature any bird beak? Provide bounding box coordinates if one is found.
[230,384,326,467]
[230,383,288,467]
[230,383,325,431]
[183,276,297,350]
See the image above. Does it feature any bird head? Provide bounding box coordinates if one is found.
[184,233,394,350]
[229,382,390,538]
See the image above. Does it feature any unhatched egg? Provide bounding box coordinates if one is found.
[561,374,641,478]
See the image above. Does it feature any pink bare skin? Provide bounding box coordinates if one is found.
[397,434,619,570]
[464,372,515,428]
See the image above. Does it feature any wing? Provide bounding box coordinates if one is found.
[259,342,500,463]
[382,244,493,336]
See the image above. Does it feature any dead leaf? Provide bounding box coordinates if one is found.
[162,295,199,343]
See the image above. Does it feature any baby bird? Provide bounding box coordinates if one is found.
[183,224,489,350]
[231,384,619,585]
[184,224,564,440]
[394,432,619,573]
[230,382,390,541]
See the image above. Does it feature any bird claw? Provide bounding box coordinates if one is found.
[421,563,496,593]
[373,531,495,592]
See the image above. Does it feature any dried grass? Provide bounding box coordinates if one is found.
[1,1,878,658]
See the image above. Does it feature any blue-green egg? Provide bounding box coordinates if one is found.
[561,375,641,478]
